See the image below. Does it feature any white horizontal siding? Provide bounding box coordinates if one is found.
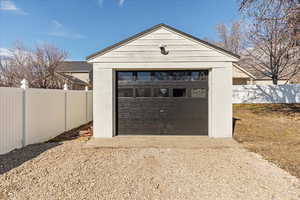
[101,50,226,57]
[150,28,173,34]
[92,56,234,63]
[90,27,237,63]
[129,39,197,45]
[142,33,183,40]
[95,62,229,69]
[115,44,210,51]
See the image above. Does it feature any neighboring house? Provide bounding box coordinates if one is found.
[58,61,287,86]
[232,63,288,85]
[58,61,93,86]
[233,63,257,85]
[87,23,240,138]
[56,72,89,90]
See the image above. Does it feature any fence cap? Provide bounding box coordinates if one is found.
[63,83,68,90]
[20,79,28,89]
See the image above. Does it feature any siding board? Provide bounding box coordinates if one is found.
[101,50,226,57]
[117,45,210,51]
[142,33,183,40]
[92,56,234,63]
[129,39,197,45]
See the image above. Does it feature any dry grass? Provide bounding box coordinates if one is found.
[233,104,300,179]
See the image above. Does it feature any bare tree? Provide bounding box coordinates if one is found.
[243,3,300,84]
[30,44,68,88]
[0,43,30,87]
[0,42,68,88]
[215,21,244,54]
[239,0,300,38]
[239,0,299,11]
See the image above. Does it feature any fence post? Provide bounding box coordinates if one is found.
[21,79,28,147]
[85,86,88,122]
[64,83,68,131]
[63,83,68,91]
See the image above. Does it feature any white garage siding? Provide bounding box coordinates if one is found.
[88,24,239,138]
[89,28,236,63]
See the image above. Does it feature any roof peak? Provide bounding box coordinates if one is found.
[86,23,240,61]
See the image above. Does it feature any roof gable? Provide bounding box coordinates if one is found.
[86,24,240,62]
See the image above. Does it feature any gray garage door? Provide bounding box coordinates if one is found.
[116,70,208,135]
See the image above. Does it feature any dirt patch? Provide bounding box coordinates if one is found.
[48,122,93,143]
[233,104,300,178]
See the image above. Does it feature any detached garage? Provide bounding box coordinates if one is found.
[87,24,239,138]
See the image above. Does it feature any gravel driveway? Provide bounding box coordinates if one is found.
[0,136,299,200]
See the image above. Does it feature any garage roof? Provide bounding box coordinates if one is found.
[86,23,240,61]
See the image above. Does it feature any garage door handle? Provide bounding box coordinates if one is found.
[160,110,164,113]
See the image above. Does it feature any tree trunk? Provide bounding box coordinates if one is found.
[272,75,278,85]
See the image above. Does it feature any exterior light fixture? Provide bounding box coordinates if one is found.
[159,44,169,55]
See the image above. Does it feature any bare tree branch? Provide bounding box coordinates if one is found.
[215,21,245,55]
[0,42,69,89]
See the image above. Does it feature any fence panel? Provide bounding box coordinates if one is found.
[0,87,93,155]
[66,91,87,130]
[233,84,300,104]
[87,91,93,122]
[0,87,23,154]
[25,89,66,145]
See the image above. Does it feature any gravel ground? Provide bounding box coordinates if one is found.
[0,136,300,200]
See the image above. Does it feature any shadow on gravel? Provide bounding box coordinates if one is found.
[0,142,61,175]
[0,123,93,175]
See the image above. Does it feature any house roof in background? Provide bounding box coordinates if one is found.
[236,59,267,79]
[233,63,256,79]
[86,23,241,61]
[236,59,288,80]
[56,72,88,86]
[58,61,92,73]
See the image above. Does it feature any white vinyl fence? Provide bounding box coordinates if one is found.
[233,84,300,104]
[0,86,93,155]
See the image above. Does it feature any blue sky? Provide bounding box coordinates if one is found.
[0,0,240,60]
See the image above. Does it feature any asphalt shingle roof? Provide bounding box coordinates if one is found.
[58,61,92,73]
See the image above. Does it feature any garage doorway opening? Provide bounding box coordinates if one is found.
[116,70,209,136]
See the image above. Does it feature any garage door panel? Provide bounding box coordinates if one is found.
[116,70,208,135]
